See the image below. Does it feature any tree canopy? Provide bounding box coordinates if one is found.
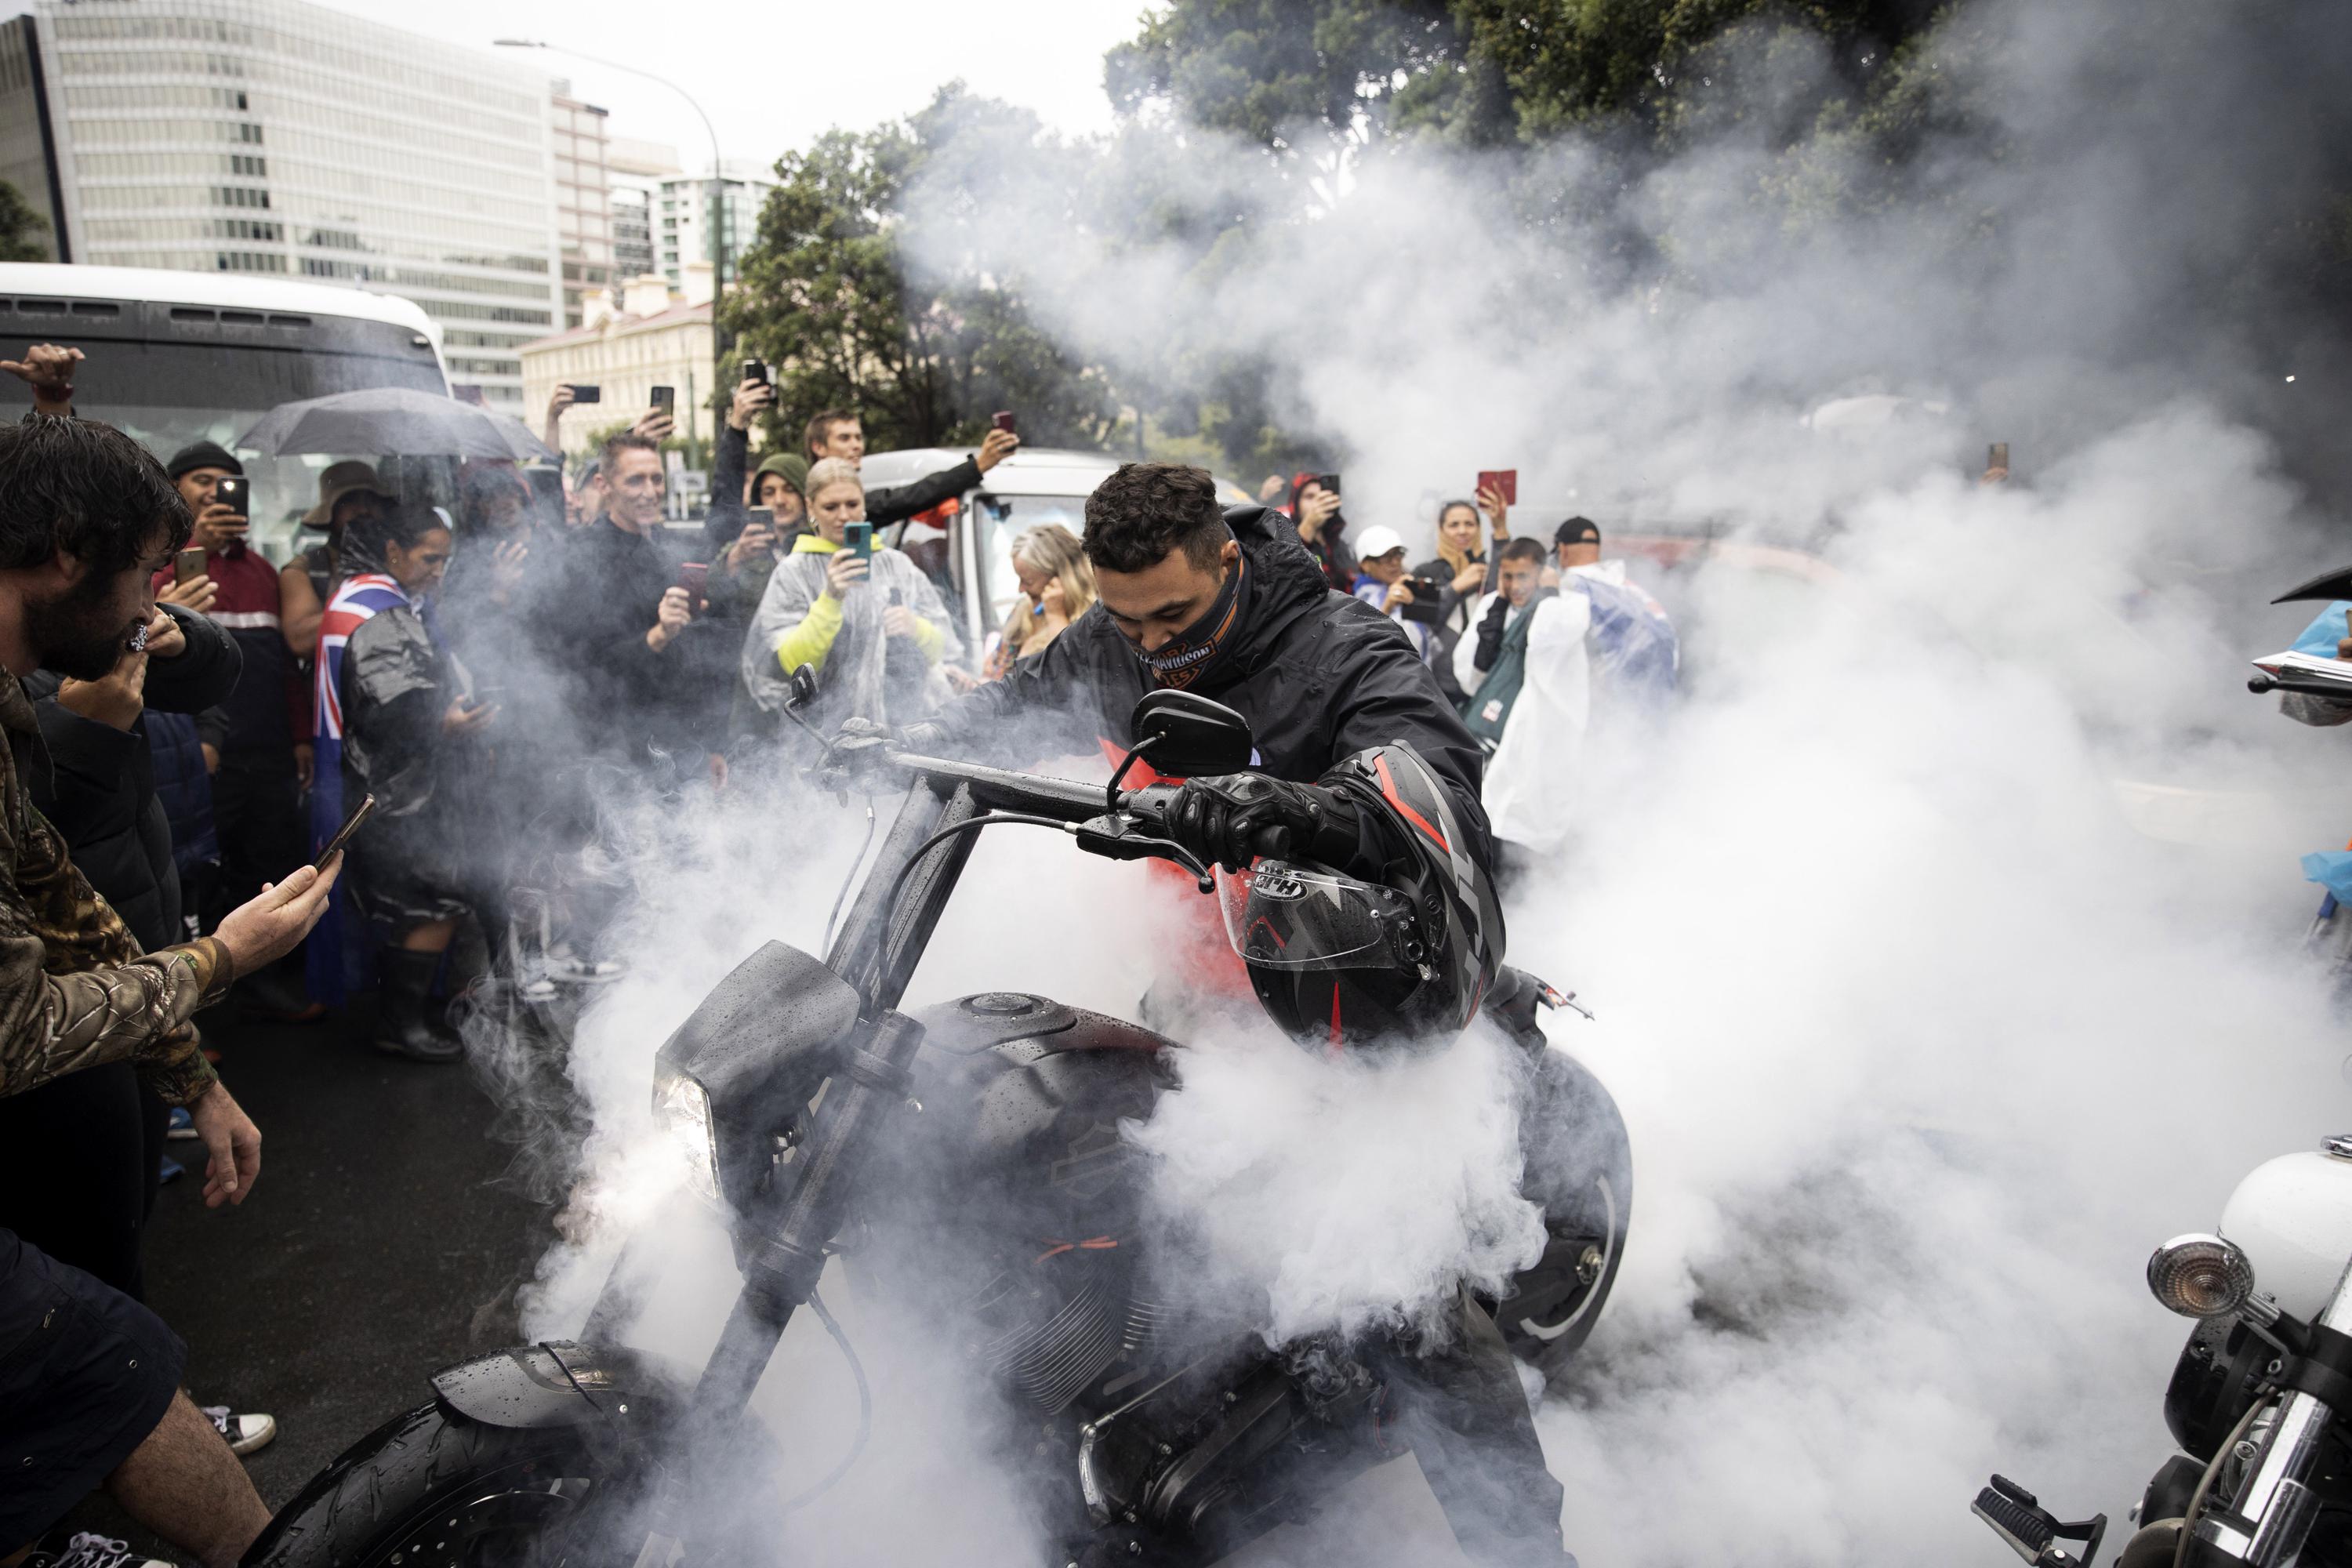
[720,88,1120,457]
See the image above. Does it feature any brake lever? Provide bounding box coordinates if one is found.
[1073,812,1216,892]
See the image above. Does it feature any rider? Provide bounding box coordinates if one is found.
[905,461,1571,1566]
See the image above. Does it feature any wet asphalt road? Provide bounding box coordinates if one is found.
[64,1003,556,1544]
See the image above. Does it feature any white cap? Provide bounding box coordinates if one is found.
[1354,523,1406,561]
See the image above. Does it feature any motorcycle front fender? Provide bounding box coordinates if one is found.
[430,1339,687,1434]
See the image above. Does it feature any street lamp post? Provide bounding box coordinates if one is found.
[494,38,732,471]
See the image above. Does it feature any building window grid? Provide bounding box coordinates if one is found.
[45,2,568,377]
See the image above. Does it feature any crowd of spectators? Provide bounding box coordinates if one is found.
[0,339,1685,1565]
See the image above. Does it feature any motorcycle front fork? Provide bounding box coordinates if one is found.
[628,1008,930,1567]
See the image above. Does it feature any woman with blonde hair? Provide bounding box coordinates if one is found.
[742,458,963,729]
[987,523,1096,677]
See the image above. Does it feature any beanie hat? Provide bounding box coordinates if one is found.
[756,451,808,499]
[165,440,242,481]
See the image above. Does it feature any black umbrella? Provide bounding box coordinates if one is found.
[2274,565,2352,604]
[236,387,555,462]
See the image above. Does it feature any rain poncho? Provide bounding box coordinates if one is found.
[1452,560,1678,853]
[741,535,963,728]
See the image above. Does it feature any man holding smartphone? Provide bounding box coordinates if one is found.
[0,413,341,1568]
[531,430,725,776]
[153,445,314,1002]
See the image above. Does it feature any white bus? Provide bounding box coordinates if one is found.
[0,264,448,557]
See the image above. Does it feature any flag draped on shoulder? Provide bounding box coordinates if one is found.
[307,572,409,1004]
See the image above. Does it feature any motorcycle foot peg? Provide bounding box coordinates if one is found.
[1972,1475,2107,1568]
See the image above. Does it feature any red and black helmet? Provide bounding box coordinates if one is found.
[1218,743,1504,1053]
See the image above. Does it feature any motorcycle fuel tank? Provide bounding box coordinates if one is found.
[2220,1138,2352,1320]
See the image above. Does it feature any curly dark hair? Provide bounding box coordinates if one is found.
[0,415,191,578]
[1082,463,1228,574]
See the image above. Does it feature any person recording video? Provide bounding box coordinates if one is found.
[740,458,962,734]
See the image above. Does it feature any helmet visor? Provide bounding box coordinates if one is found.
[1216,862,1415,971]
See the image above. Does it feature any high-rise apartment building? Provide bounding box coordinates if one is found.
[657,162,770,292]
[0,0,564,409]
[605,135,677,286]
[549,88,611,332]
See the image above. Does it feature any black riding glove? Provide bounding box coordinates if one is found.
[1165,772,1361,874]
[1472,591,1511,673]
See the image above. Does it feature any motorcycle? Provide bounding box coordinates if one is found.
[1970,1134,2352,1568]
[2249,567,2352,1014]
[249,682,1632,1567]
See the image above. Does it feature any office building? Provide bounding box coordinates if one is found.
[657,161,769,292]
[0,0,564,409]
[549,86,612,332]
[606,134,677,287]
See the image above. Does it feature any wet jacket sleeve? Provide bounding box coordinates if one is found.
[706,423,750,553]
[933,615,1094,759]
[869,458,980,528]
[0,789,230,1105]
[1325,626,1494,874]
[141,604,242,716]
[28,702,138,854]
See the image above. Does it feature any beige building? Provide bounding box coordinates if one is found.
[520,264,719,458]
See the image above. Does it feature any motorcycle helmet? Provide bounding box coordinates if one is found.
[1217,743,1502,1053]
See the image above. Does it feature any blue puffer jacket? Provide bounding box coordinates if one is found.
[149,710,219,883]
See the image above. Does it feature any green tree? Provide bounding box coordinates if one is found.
[1109,0,1944,151]
[722,86,1121,456]
[0,180,51,263]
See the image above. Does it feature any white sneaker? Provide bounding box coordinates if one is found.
[30,1534,172,1568]
[201,1403,277,1456]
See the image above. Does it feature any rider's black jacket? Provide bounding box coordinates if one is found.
[937,504,1495,877]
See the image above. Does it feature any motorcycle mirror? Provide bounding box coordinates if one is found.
[785,663,820,713]
[2273,564,2352,604]
[1129,690,1254,778]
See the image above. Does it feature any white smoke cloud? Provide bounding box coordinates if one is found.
[489,0,2352,1561]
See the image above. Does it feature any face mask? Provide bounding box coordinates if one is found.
[1139,550,1247,690]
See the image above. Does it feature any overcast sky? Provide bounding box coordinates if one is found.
[314,0,1143,176]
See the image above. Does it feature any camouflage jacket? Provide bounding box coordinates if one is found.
[0,673,230,1106]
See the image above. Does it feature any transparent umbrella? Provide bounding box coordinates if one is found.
[236,387,554,461]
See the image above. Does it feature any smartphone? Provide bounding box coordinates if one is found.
[742,360,769,387]
[569,384,601,405]
[677,561,710,604]
[314,793,376,868]
[650,386,675,415]
[1989,442,2009,470]
[1477,469,1519,506]
[173,545,206,586]
[843,521,873,560]
[992,410,1017,435]
[213,474,249,514]
[1316,472,1341,497]
[524,464,564,522]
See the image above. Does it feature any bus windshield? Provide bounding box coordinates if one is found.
[67,332,446,561]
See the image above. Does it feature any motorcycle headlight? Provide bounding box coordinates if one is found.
[652,1069,721,1205]
[2147,1233,2256,1319]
